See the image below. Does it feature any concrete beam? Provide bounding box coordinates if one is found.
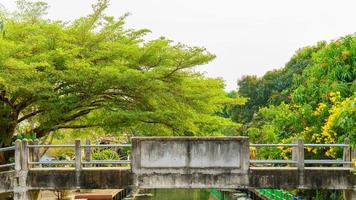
[26,168,132,190]
[249,167,356,190]
[1,167,355,192]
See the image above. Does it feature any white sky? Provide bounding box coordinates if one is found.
[1,0,356,90]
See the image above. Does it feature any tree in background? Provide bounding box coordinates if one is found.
[229,34,355,200]
[232,35,355,160]
[230,42,326,124]
[0,0,244,151]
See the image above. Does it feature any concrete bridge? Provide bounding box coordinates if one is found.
[0,137,355,200]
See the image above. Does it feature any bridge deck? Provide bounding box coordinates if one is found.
[2,167,354,194]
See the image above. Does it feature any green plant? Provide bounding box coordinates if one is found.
[16,133,36,140]
[92,149,119,160]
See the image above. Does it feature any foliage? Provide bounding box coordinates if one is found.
[0,0,243,147]
[314,190,342,200]
[16,132,36,140]
[230,35,355,162]
[229,35,355,200]
[91,149,120,161]
[229,42,326,124]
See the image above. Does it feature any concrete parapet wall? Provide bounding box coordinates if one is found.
[27,168,132,190]
[132,137,250,188]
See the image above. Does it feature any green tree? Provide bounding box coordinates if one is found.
[244,35,355,157]
[230,42,326,124]
[0,0,242,151]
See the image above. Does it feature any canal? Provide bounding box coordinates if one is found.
[134,189,252,200]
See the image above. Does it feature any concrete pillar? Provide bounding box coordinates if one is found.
[343,138,351,168]
[75,139,82,189]
[85,139,91,168]
[343,190,356,200]
[14,140,21,172]
[296,138,304,170]
[292,138,298,167]
[33,139,40,168]
[352,147,356,170]
[28,140,33,169]
[13,139,29,200]
[21,139,28,171]
[75,139,82,171]
[351,146,356,161]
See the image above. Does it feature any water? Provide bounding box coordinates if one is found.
[134,189,252,200]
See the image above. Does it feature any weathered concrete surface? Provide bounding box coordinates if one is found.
[1,136,356,193]
[343,189,356,200]
[2,167,355,192]
[132,137,250,188]
[249,167,356,190]
[27,167,132,190]
[136,173,249,188]
[0,171,14,193]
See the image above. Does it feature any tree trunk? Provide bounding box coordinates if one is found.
[0,128,16,166]
[0,114,18,165]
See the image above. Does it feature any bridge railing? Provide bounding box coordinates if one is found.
[23,139,131,170]
[80,139,131,168]
[250,138,355,169]
[0,145,16,169]
[1,138,355,172]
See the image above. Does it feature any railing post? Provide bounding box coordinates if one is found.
[297,138,304,170]
[352,146,356,169]
[21,139,29,171]
[85,139,91,167]
[14,139,30,200]
[33,139,40,168]
[28,140,33,169]
[292,138,298,167]
[343,138,351,168]
[75,139,82,171]
[14,139,21,172]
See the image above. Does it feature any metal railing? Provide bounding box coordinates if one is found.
[26,140,75,167]
[250,138,355,169]
[0,146,15,168]
[20,139,131,171]
[250,143,298,165]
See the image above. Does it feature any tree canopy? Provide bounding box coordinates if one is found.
[230,35,355,159]
[0,0,243,147]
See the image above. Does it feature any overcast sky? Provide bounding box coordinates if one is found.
[1,0,356,90]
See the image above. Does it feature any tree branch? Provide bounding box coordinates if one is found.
[34,107,99,138]
[55,124,98,130]
[0,90,13,108]
[17,109,44,123]
[61,108,97,123]
[15,96,35,112]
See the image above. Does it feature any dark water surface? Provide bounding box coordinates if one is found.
[135,189,212,200]
[134,189,241,200]
[135,189,217,200]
